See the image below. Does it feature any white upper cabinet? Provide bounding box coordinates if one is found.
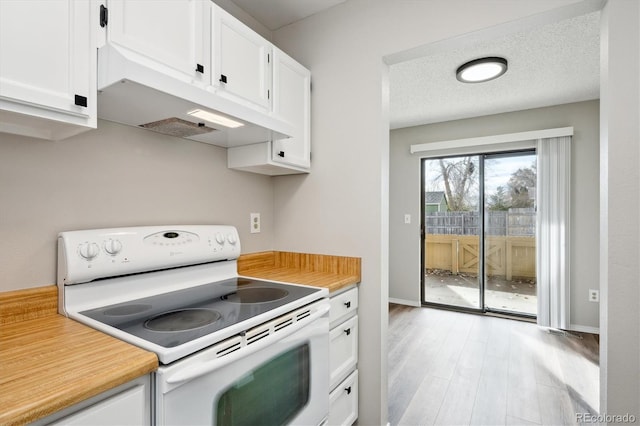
[227,47,311,175]
[211,5,271,111]
[104,0,207,85]
[271,48,311,170]
[0,0,96,140]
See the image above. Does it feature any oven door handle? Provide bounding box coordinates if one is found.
[165,303,330,385]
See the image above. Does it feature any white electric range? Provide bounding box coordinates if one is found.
[57,225,330,425]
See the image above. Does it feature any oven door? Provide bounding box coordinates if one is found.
[156,301,330,426]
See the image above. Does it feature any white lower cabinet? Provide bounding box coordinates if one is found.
[32,375,151,426]
[328,287,358,426]
[330,314,358,389]
[329,370,358,426]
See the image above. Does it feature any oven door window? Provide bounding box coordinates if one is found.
[216,343,310,426]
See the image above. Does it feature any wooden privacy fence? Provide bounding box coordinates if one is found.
[426,209,536,236]
[425,234,536,279]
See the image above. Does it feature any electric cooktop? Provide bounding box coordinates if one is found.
[80,277,321,348]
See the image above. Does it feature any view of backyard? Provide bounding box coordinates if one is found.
[425,269,537,314]
[423,153,537,315]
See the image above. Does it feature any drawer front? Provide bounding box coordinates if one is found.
[328,370,358,426]
[330,287,358,327]
[329,315,358,389]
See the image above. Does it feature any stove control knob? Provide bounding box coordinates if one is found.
[104,239,122,255]
[215,232,225,245]
[227,233,237,245]
[78,242,99,260]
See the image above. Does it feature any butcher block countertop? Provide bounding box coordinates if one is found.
[0,286,158,426]
[238,251,361,293]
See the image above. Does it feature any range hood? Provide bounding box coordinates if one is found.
[96,45,294,148]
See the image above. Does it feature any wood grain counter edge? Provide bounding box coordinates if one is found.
[0,286,158,426]
[238,251,361,293]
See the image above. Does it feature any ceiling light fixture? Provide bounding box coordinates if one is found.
[187,109,244,128]
[456,57,508,83]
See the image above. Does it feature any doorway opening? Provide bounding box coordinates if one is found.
[421,150,537,317]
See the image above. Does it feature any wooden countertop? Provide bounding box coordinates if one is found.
[238,251,361,293]
[0,286,158,426]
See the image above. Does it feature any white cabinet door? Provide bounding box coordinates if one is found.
[329,370,358,426]
[212,5,271,111]
[106,0,206,84]
[33,375,151,426]
[271,48,311,169]
[0,0,95,139]
[49,384,148,426]
[329,315,358,390]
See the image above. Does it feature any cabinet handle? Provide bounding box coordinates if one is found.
[344,328,351,336]
[196,64,204,73]
[345,386,352,395]
[278,151,285,158]
[344,301,351,308]
[99,5,108,28]
[74,95,87,107]
[219,74,227,84]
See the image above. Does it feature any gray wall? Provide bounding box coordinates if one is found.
[0,120,275,291]
[389,100,600,331]
[270,1,586,424]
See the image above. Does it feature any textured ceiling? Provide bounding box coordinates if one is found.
[230,0,347,30]
[228,2,600,131]
[389,11,600,129]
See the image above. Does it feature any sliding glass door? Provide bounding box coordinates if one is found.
[422,155,481,310]
[422,151,537,317]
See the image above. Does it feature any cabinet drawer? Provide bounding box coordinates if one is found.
[330,287,358,328]
[329,370,358,426]
[330,315,358,390]
[33,376,151,426]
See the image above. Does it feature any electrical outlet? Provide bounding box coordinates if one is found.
[404,214,411,224]
[250,213,261,234]
[589,289,599,302]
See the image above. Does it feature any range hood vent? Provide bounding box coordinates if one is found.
[140,117,217,138]
[96,45,294,148]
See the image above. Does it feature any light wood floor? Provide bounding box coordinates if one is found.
[388,304,599,426]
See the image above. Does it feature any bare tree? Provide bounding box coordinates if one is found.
[436,157,477,211]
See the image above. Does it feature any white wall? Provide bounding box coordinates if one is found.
[0,120,275,291]
[390,101,600,330]
[211,0,272,40]
[271,1,586,424]
[599,0,640,417]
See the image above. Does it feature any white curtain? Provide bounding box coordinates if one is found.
[536,136,571,329]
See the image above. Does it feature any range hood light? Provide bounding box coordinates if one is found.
[187,109,244,128]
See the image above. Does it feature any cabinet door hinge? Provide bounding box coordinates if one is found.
[99,5,108,27]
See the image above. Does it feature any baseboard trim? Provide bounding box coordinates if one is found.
[569,324,600,334]
[389,298,421,307]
